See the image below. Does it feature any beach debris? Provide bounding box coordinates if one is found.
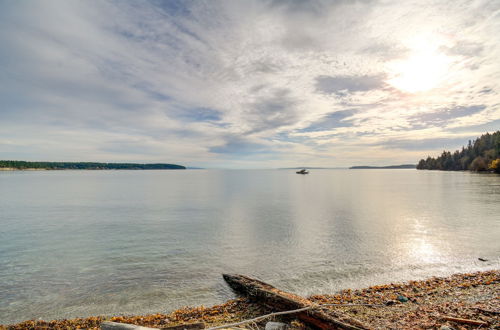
[440,316,489,327]
[2,270,498,330]
[475,307,500,315]
[101,321,156,329]
[265,321,288,329]
[439,325,456,330]
[162,322,205,329]
[396,295,409,303]
[222,273,371,330]
[478,257,488,262]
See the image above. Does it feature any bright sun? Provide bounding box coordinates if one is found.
[387,38,452,93]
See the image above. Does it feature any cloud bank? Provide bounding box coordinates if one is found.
[0,0,499,168]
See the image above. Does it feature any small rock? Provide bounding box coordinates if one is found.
[397,295,409,303]
[385,300,397,306]
[439,325,456,330]
[265,321,288,330]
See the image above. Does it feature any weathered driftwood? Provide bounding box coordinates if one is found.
[222,274,371,330]
[101,321,205,330]
[101,321,156,330]
[162,323,205,329]
[441,316,489,326]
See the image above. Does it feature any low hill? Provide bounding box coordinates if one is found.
[0,160,186,170]
[349,164,416,169]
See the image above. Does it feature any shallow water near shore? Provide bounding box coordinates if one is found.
[0,169,499,324]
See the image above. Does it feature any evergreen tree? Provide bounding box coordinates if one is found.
[416,131,500,172]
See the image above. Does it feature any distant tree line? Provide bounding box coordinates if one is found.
[0,161,186,170]
[417,131,500,173]
[350,164,416,169]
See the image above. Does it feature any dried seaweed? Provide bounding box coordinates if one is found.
[2,270,498,330]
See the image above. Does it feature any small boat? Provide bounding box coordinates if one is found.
[296,169,309,174]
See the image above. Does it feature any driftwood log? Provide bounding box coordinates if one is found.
[441,316,489,327]
[101,321,155,330]
[162,323,205,330]
[222,274,371,330]
[101,321,205,330]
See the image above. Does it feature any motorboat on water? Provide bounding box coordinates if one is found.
[296,169,309,174]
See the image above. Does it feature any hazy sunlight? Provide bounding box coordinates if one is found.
[387,38,452,93]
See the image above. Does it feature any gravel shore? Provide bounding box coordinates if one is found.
[2,270,498,329]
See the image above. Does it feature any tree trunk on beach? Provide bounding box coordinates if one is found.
[101,321,156,330]
[222,274,371,330]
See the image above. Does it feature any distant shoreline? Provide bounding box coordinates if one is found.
[0,160,186,170]
[0,168,185,171]
[350,164,416,169]
[0,168,49,171]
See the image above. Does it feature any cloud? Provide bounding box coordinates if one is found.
[299,109,357,132]
[241,88,302,134]
[174,108,223,123]
[208,136,269,155]
[376,136,479,151]
[410,105,486,128]
[448,118,500,134]
[0,0,499,168]
[315,75,386,95]
[443,41,484,58]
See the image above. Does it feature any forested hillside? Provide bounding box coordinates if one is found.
[0,161,185,170]
[417,131,500,173]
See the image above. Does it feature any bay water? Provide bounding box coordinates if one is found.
[0,169,499,324]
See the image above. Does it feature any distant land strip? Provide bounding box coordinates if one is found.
[279,167,346,170]
[0,160,186,170]
[349,164,416,169]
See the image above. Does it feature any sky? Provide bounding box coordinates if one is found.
[0,0,499,168]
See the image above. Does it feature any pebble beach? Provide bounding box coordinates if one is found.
[2,270,498,329]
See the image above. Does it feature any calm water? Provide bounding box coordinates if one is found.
[0,169,499,324]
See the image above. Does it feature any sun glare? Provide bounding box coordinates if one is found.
[387,38,452,93]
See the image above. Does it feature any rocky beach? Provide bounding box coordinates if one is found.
[2,270,498,329]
